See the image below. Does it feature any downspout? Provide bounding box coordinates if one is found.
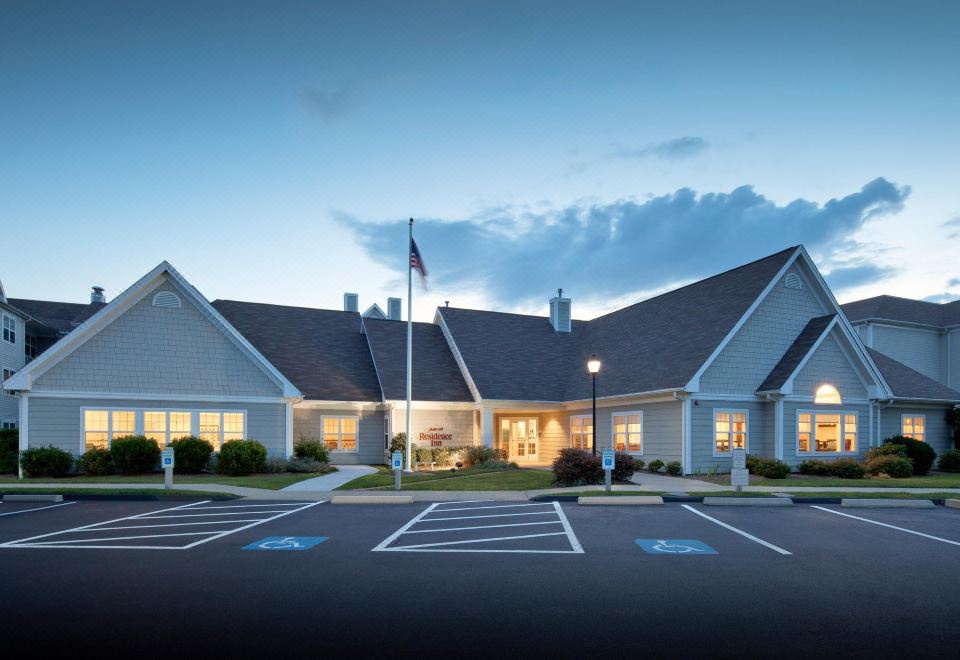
[876,399,895,444]
[673,391,691,474]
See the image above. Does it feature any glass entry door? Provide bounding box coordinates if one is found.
[500,418,539,462]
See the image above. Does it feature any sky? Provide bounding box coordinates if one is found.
[2,0,958,320]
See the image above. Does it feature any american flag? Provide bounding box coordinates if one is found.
[410,238,428,287]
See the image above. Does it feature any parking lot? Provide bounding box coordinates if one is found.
[2,498,960,658]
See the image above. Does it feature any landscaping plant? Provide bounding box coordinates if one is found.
[466,445,499,466]
[827,457,866,479]
[647,459,665,473]
[665,461,682,476]
[20,446,73,478]
[218,439,268,476]
[612,452,636,482]
[552,448,603,486]
[0,428,18,474]
[285,457,329,473]
[746,455,790,479]
[294,436,330,463]
[77,447,113,476]
[947,408,960,450]
[798,459,832,476]
[882,435,936,475]
[938,449,960,473]
[169,436,214,474]
[110,436,161,474]
[865,454,913,478]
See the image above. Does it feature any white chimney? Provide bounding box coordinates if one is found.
[549,288,571,333]
[344,292,359,313]
[91,286,106,304]
[387,297,402,321]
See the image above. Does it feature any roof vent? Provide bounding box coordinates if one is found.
[152,291,181,308]
[91,286,106,304]
[550,288,572,333]
[344,292,359,313]
[784,273,802,289]
[387,297,402,321]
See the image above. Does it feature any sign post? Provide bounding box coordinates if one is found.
[601,449,615,493]
[731,447,748,493]
[392,450,403,491]
[161,448,175,490]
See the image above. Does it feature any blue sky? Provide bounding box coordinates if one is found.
[2,1,958,319]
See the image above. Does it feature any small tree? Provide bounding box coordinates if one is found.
[389,432,407,454]
[947,408,960,450]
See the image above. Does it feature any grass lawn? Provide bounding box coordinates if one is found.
[0,488,238,498]
[0,470,332,490]
[338,466,556,491]
[748,473,960,488]
[551,490,959,500]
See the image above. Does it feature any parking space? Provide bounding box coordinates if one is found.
[0,500,76,518]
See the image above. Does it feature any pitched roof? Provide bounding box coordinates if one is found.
[7,298,106,334]
[867,348,960,402]
[363,318,473,402]
[439,246,799,401]
[212,300,381,401]
[757,315,836,392]
[842,295,960,328]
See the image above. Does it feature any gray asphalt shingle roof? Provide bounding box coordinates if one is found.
[757,314,836,392]
[842,295,960,328]
[8,298,106,334]
[363,318,473,402]
[867,348,960,402]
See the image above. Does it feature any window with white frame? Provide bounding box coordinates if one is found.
[714,410,748,455]
[797,411,857,454]
[83,409,136,451]
[570,415,593,451]
[901,415,926,442]
[612,412,642,452]
[322,415,358,451]
[24,335,38,362]
[144,411,193,447]
[200,411,245,450]
[1,421,16,430]
[1,315,15,344]
[2,368,15,396]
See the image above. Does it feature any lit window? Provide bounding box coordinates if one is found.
[322,416,359,452]
[815,384,842,405]
[714,410,748,456]
[144,412,168,447]
[170,412,192,441]
[1,315,15,344]
[570,415,593,451]
[902,415,926,442]
[612,412,642,452]
[223,413,244,443]
[83,410,110,450]
[797,411,857,454]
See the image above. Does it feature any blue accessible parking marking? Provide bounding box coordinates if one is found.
[243,536,328,551]
[635,539,718,555]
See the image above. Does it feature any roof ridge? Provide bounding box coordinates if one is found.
[213,299,357,315]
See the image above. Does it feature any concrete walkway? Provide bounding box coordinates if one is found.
[281,465,377,491]
[628,472,728,492]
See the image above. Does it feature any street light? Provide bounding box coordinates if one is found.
[587,354,601,455]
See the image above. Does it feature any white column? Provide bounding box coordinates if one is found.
[285,400,295,458]
[480,408,495,448]
[681,397,692,475]
[17,394,28,479]
[774,398,784,460]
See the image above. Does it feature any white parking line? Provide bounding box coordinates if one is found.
[130,510,293,519]
[427,503,553,513]
[371,503,439,551]
[812,506,960,547]
[388,532,568,551]
[402,520,563,534]
[681,504,792,555]
[432,500,494,506]
[418,511,557,522]
[0,502,76,517]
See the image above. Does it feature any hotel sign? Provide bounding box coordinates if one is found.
[420,426,454,446]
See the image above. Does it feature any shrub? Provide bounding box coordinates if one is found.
[865,442,907,462]
[476,459,511,470]
[294,437,329,464]
[263,457,290,473]
[647,459,665,473]
[633,458,646,472]
[388,432,406,454]
[746,456,790,479]
[110,436,160,474]
[466,446,499,466]
[286,457,329,473]
[218,439,267,476]
[612,452,635,482]
[828,457,866,479]
[665,461,682,476]
[20,446,73,478]
[938,449,960,473]
[169,436,214,474]
[552,448,603,487]
[866,454,913,478]
[0,428,18,474]
[883,435,936,475]
[77,447,113,476]
[798,459,832,476]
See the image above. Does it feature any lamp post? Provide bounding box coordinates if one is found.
[587,354,601,456]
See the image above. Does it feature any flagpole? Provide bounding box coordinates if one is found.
[405,217,414,472]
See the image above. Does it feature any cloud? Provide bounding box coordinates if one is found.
[949,278,960,288]
[923,277,960,303]
[301,87,358,121]
[824,264,896,290]
[614,136,709,161]
[944,217,960,239]
[342,177,910,308]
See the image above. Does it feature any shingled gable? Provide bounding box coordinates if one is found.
[757,315,837,393]
[842,295,960,328]
[867,348,960,402]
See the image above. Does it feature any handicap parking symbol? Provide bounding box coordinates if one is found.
[243,536,328,551]
[635,539,717,555]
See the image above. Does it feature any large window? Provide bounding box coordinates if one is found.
[322,416,358,452]
[714,410,748,456]
[901,415,926,442]
[797,411,857,454]
[144,411,193,447]
[83,409,245,452]
[2,368,15,397]
[612,412,642,452]
[570,415,593,451]
[83,409,135,450]
[1,315,15,344]
[24,335,38,362]
[200,411,245,450]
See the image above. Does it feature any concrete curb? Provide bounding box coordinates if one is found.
[945,499,960,510]
[578,496,663,505]
[841,498,936,508]
[330,495,414,505]
[3,494,64,503]
[703,497,793,506]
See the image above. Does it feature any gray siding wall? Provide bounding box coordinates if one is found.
[391,408,475,449]
[567,400,682,465]
[781,401,871,469]
[871,324,946,384]
[0,311,24,424]
[700,268,827,395]
[880,405,953,455]
[690,400,770,473]
[293,406,385,465]
[34,280,282,397]
[792,334,868,400]
[950,330,960,390]
[26,396,287,457]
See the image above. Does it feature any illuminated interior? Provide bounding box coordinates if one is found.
[814,384,842,404]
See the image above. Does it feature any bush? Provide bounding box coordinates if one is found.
[20,446,73,478]
[110,436,160,474]
[647,459,665,473]
[285,457,329,473]
[633,458,645,472]
[612,452,635,482]
[218,439,267,476]
[466,446,499,466]
[798,459,832,476]
[263,457,290,473]
[866,454,913,478]
[828,458,866,479]
[476,459,511,470]
[77,447,113,475]
[746,456,790,479]
[865,442,907,462]
[552,448,603,487]
[883,435,936,475]
[0,428,18,474]
[938,449,960,473]
[294,437,329,463]
[169,436,214,474]
[665,461,682,476]
[388,432,406,454]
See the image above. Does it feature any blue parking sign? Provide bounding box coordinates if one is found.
[243,536,328,551]
[635,539,718,555]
